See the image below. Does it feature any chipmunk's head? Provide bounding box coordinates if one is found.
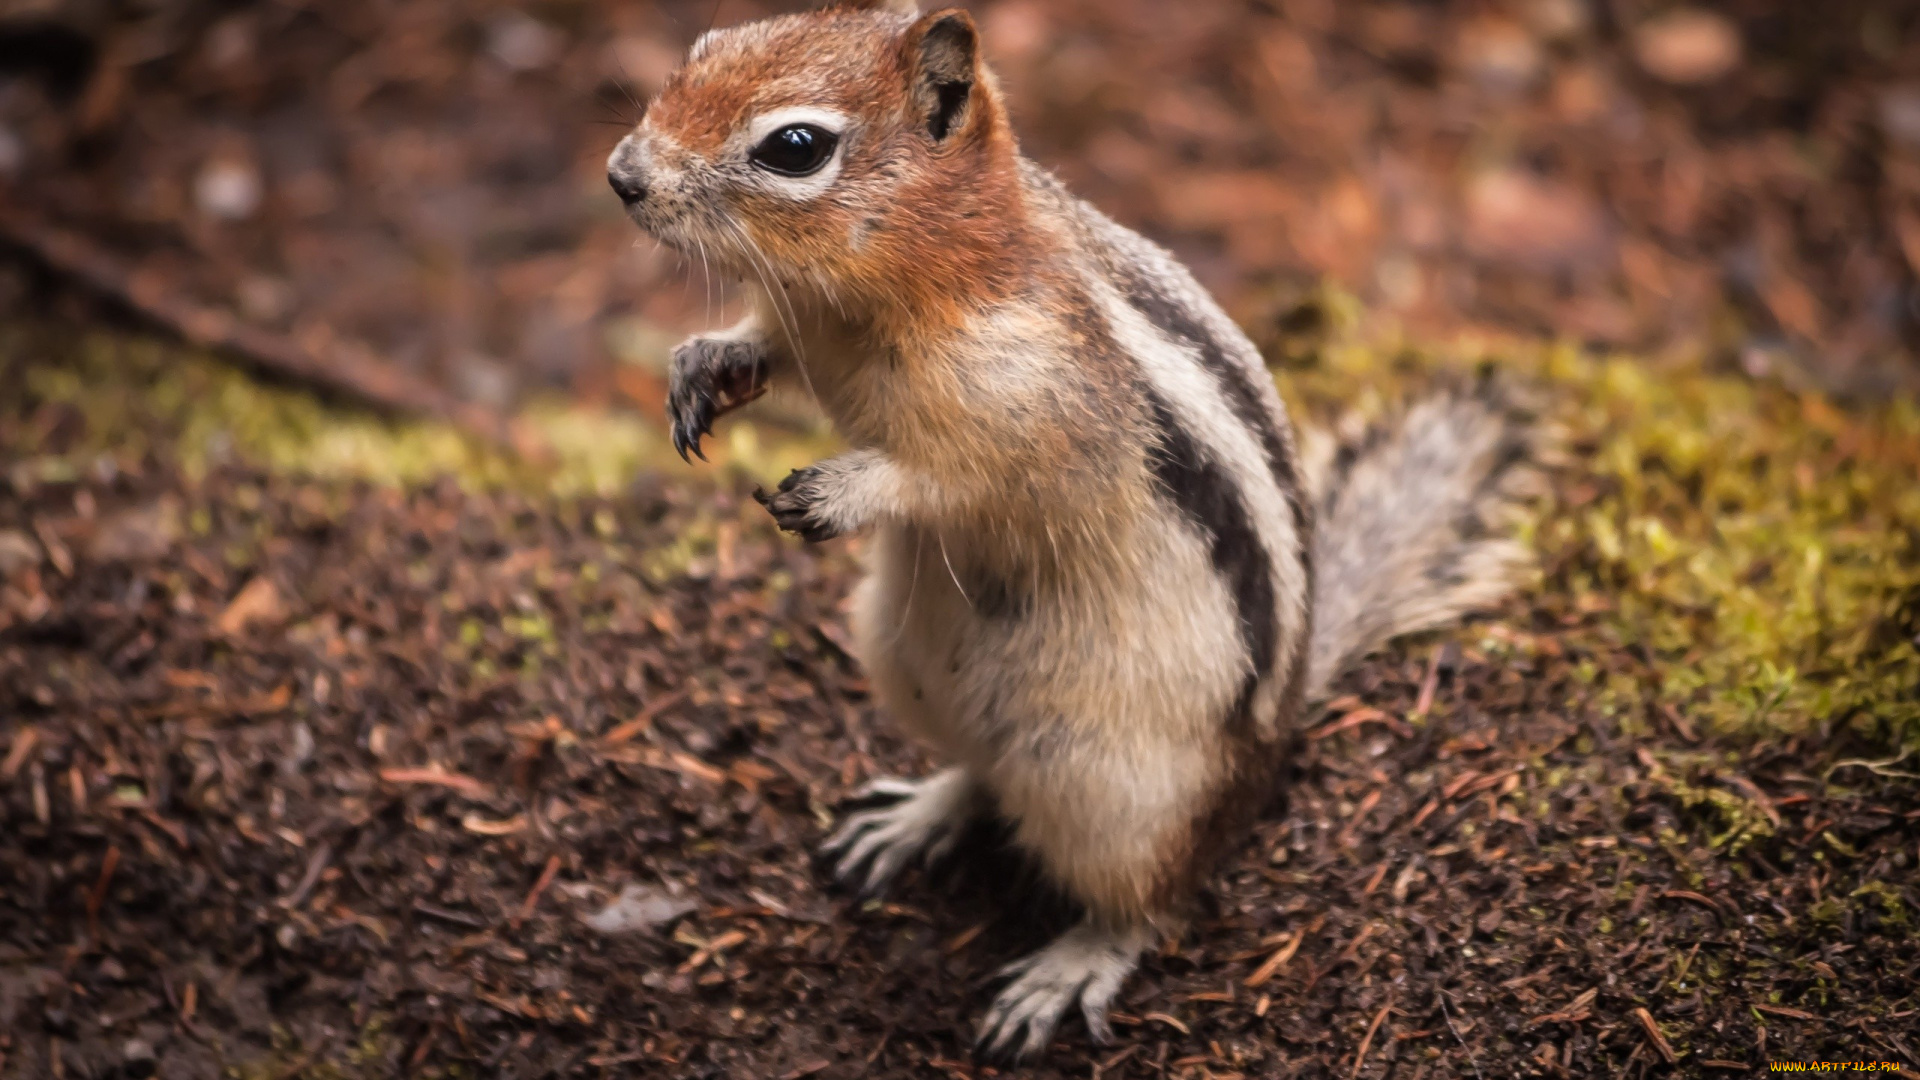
[607,0,1028,318]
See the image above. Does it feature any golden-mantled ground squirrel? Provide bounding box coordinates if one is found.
[609,0,1547,1059]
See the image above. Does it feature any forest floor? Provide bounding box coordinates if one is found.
[1,320,1917,1080]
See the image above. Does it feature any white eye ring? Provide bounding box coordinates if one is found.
[740,107,851,199]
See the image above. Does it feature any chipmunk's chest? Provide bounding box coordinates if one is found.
[807,333,989,453]
[802,337,920,446]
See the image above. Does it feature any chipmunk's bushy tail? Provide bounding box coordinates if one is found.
[1301,376,1555,701]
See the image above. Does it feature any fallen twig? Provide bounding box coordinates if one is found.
[281,841,333,908]
[1439,990,1486,1080]
[1662,889,1723,914]
[1825,749,1920,782]
[413,901,488,929]
[1245,913,1323,988]
[1244,932,1301,988]
[1302,921,1374,995]
[1310,706,1412,740]
[1,726,38,781]
[0,206,509,443]
[1527,986,1597,1027]
[1141,1011,1189,1035]
[379,767,490,797]
[85,844,120,939]
[1633,1006,1678,1065]
[599,690,690,746]
[1350,997,1393,1079]
[1092,1045,1138,1079]
[513,854,563,928]
[1412,647,1444,715]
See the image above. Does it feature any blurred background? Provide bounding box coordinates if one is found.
[4,7,1919,1076]
[2,0,1918,427]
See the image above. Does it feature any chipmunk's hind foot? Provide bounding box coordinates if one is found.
[975,921,1151,1062]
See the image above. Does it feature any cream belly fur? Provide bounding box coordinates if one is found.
[848,508,1243,923]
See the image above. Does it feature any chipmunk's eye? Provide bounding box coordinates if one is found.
[750,124,838,177]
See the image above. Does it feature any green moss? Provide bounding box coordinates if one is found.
[1542,355,1919,744]
[503,611,555,644]
[1,328,821,496]
[1849,880,1909,926]
[1264,301,1920,748]
[1664,775,1776,854]
[1807,897,1848,925]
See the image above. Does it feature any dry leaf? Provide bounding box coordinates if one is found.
[1633,9,1740,85]
[461,813,527,836]
[582,883,696,935]
[218,576,285,635]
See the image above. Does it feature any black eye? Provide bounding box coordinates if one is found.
[750,124,839,176]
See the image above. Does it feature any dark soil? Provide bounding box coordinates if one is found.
[2,347,1917,1079]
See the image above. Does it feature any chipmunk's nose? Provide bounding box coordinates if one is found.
[608,167,648,206]
[607,134,652,205]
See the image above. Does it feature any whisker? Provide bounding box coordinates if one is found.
[696,236,715,328]
[887,527,925,647]
[602,32,650,120]
[721,222,785,339]
[594,91,637,124]
[757,248,814,394]
[723,219,818,404]
[938,531,974,612]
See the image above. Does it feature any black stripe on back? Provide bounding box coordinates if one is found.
[1118,268,1310,543]
[1142,388,1278,726]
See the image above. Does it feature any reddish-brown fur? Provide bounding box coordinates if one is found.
[647,8,1038,338]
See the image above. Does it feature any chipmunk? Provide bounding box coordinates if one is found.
[608,0,1547,1059]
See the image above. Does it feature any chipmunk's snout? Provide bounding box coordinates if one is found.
[608,165,647,205]
[607,135,649,206]
[610,167,648,204]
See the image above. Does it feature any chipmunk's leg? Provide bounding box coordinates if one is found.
[820,767,977,895]
[973,710,1218,1059]
[754,447,909,541]
[667,316,778,462]
[976,920,1154,1061]
[820,526,984,896]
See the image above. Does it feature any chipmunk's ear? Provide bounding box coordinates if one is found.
[905,9,978,142]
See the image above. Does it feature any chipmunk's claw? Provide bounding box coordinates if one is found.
[667,371,708,465]
[669,378,716,463]
[756,467,841,542]
[666,337,764,467]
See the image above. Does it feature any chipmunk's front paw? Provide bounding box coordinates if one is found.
[667,337,767,463]
[753,465,843,542]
